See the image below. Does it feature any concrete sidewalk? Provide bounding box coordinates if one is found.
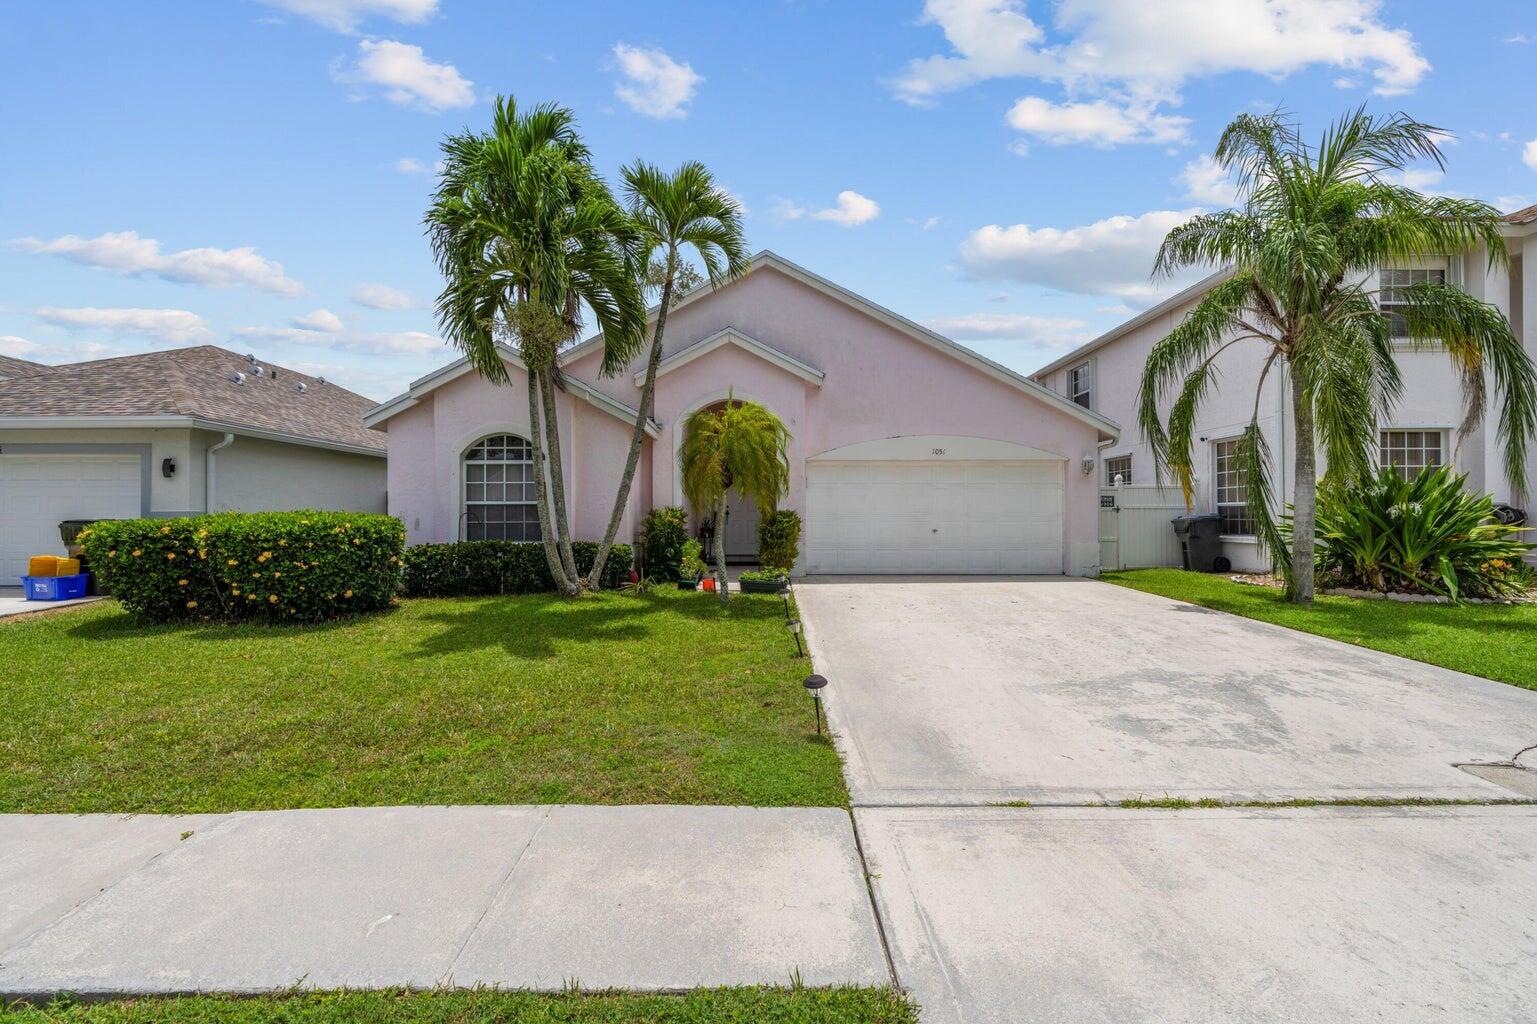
[0,805,890,998]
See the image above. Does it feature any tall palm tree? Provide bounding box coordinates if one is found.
[585,161,749,589]
[1140,106,1537,603]
[426,96,646,595]
[679,396,791,604]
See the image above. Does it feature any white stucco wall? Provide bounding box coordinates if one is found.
[0,427,202,516]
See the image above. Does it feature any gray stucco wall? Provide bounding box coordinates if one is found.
[207,432,386,513]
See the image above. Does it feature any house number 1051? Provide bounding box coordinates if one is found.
[931,448,946,456]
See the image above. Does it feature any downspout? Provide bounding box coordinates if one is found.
[206,432,235,512]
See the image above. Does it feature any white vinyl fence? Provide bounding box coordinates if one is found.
[1099,483,1190,570]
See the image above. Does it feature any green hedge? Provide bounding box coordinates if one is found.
[641,506,690,581]
[401,540,633,597]
[757,509,802,571]
[79,511,405,623]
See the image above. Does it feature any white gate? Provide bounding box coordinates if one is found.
[1099,483,1189,570]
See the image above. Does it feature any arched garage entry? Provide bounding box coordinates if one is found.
[803,435,1067,575]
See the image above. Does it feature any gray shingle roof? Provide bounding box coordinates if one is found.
[0,354,49,380]
[0,346,384,453]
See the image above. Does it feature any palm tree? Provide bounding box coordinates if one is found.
[679,396,791,604]
[584,161,749,590]
[426,96,646,596]
[1140,106,1537,603]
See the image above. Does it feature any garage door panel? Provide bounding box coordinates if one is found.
[0,455,142,584]
[806,459,1063,575]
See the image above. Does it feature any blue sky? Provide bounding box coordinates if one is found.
[2,0,1534,400]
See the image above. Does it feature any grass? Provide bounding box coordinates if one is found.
[1101,568,1537,691]
[0,590,847,813]
[0,988,917,1023]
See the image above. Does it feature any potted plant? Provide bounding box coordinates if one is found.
[677,539,707,590]
[738,567,789,594]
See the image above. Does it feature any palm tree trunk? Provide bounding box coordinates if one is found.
[1286,378,1317,603]
[587,256,676,589]
[712,494,729,605]
[527,369,576,596]
[538,365,580,588]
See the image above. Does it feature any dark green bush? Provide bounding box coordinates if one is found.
[401,540,632,597]
[757,509,802,571]
[78,511,405,623]
[641,506,690,581]
[1311,465,1535,600]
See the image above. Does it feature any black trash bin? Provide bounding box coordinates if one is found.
[59,519,114,595]
[1171,513,1228,572]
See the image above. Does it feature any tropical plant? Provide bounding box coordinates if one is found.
[640,505,690,582]
[426,96,646,596]
[1139,106,1537,603]
[679,538,708,580]
[585,161,749,590]
[1308,465,1534,600]
[679,396,792,604]
[757,509,802,573]
[738,568,789,582]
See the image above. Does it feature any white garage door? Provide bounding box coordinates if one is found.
[0,455,142,584]
[805,460,1063,574]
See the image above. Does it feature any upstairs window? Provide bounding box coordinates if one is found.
[1379,429,1444,476]
[1213,439,1254,536]
[463,434,541,542]
[1380,267,1446,338]
[1068,362,1092,409]
[1105,454,1133,485]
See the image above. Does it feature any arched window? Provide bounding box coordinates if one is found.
[463,434,540,541]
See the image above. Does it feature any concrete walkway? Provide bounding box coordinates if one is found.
[0,587,102,619]
[0,806,890,998]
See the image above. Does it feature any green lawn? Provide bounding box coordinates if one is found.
[0,590,847,813]
[0,988,917,1024]
[1101,568,1537,691]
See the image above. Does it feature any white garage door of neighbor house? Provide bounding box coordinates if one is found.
[805,460,1064,574]
[0,455,142,585]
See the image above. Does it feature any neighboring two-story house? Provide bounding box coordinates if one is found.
[1031,204,1537,572]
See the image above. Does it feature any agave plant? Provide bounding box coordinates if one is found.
[1309,466,1534,600]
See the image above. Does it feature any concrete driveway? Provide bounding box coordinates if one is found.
[797,577,1537,805]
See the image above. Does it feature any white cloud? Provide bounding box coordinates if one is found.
[1178,155,1241,206]
[925,312,1093,348]
[1381,167,1456,195]
[394,157,433,175]
[768,198,807,223]
[1506,33,1533,44]
[292,308,344,332]
[1497,195,1532,212]
[958,208,1204,300]
[351,283,417,309]
[255,0,436,32]
[921,216,942,231]
[1006,96,1189,146]
[989,291,1009,302]
[0,335,43,358]
[34,307,214,345]
[1525,139,1537,172]
[811,190,881,227]
[894,0,1429,149]
[338,39,474,112]
[13,231,304,296]
[1332,76,1359,89]
[612,44,702,119]
[236,324,442,356]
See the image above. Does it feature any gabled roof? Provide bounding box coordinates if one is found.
[1506,203,1537,226]
[0,346,385,455]
[570,250,1119,440]
[363,344,660,436]
[635,327,825,388]
[0,354,49,380]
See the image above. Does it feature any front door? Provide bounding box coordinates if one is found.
[723,491,758,562]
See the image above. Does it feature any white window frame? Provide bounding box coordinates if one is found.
[1212,437,1254,537]
[1378,427,1447,476]
[1378,257,1455,341]
[462,433,541,542]
[1068,361,1092,410]
[1104,453,1132,486]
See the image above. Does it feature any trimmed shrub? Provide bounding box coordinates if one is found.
[401,540,632,597]
[757,509,802,571]
[1311,465,1535,600]
[641,506,690,582]
[79,511,405,623]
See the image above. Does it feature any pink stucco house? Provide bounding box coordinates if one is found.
[364,251,1118,576]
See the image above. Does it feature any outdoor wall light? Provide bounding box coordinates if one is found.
[1080,457,1095,476]
[161,457,177,478]
[803,673,828,734]
[785,617,804,657]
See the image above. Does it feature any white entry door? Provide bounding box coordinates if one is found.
[804,460,1063,574]
[0,454,142,584]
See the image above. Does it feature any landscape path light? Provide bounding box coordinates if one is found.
[803,673,828,734]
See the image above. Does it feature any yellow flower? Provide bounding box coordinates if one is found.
[227,559,239,566]
[79,528,92,538]
[166,552,176,560]
[232,587,240,595]
[268,594,278,603]
[186,600,198,609]
[107,549,116,557]
[131,549,142,557]
[300,519,311,525]
[273,572,282,578]
[352,538,360,545]
[343,589,353,598]
[160,526,171,535]
[252,572,262,578]
[177,579,188,586]
[278,539,287,546]
[247,593,257,601]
